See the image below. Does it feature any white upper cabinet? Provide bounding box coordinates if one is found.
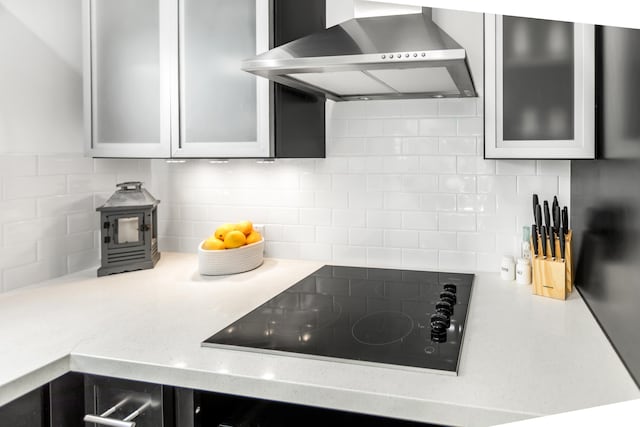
[484,14,595,159]
[84,0,271,158]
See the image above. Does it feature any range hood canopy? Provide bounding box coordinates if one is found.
[242,8,477,101]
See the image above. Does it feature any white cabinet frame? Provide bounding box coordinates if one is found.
[484,14,595,159]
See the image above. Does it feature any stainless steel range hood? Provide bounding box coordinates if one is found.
[242,8,477,101]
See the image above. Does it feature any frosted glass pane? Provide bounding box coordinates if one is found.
[182,0,257,143]
[117,217,140,244]
[94,0,160,143]
[502,16,574,141]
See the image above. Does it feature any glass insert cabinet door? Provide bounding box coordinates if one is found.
[484,14,595,159]
[83,0,173,158]
[173,0,271,158]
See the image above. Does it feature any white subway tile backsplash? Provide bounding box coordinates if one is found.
[349,228,383,246]
[402,137,439,155]
[37,194,93,217]
[457,194,496,214]
[38,232,94,260]
[67,174,116,194]
[365,137,403,155]
[367,247,402,267]
[420,194,456,212]
[537,160,571,176]
[367,175,404,192]
[4,175,66,199]
[398,99,439,117]
[516,176,559,198]
[401,248,438,269]
[348,192,384,209]
[384,229,419,249]
[314,191,348,209]
[439,175,476,193]
[401,212,438,230]
[402,175,438,193]
[478,214,517,233]
[3,256,67,292]
[419,231,456,250]
[39,155,93,175]
[4,217,67,247]
[419,156,457,174]
[0,199,37,223]
[332,245,366,266]
[0,243,37,269]
[438,99,476,117]
[332,174,367,191]
[180,205,210,222]
[68,212,98,234]
[439,137,476,155]
[366,211,402,229]
[383,157,420,174]
[418,118,457,136]
[348,157,384,173]
[477,175,517,195]
[299,243,332,261]
[329,120,348,138]
[280,225,316,243]
[300,208,332,226]
[332,209,366,227]
[327,138,367,156]
[476,253,502,272]
[439,250,476,271]
[300,173,331,191]
[315,226,349,245]
[438,213,476,231]
[347,120,368,137]
[383,119,419,136]
[383,192,421,210]
[457,232,496,252]
[496,160,536,175]
[457,157,496,175]
[68,249,100,273]
[457,118,483,136]
[0,155,37,177]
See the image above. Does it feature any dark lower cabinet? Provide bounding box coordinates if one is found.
[1,374,439,427]
[0,386,47,427]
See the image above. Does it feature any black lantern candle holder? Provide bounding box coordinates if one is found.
[96,182,160,276]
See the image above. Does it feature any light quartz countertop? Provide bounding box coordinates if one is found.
[0,252,638,426]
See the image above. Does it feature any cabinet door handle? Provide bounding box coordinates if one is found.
[83,414,135,427]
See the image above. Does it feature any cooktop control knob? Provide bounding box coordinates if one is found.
[440,291,457,305]
[443,283,457,294]
[435,300,453,317]
[430,312,450,328]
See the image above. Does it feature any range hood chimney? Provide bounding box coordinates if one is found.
[242,7,477,101]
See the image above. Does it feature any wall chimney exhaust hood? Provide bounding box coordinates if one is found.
[242,8,477,101]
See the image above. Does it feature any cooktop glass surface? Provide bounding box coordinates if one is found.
[203,265,474,373]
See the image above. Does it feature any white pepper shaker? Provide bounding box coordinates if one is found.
[516,258,532,285]
[500,256,516,281]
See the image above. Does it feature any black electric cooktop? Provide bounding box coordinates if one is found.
[203,265,474,374]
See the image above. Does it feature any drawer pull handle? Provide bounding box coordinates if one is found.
[84,398,152,427]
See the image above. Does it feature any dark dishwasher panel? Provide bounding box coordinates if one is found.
[192,390,442,427]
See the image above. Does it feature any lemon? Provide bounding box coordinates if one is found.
[224,230,247,249]
[214,223,236,241]
[246,230,262,245]
[202,236,225,251]
[236,220,254,236]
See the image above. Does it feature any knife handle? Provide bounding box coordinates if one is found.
[531,224,538,256]
[553,204,561,234]
[535,204,542,231]
[543,201,551,230]
[533,194,539,220]
[549,229,556,260]
[559,231,566,260]
[562,206,569,232]
[540,226,547,258]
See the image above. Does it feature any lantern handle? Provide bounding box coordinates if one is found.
[117,182,143,191]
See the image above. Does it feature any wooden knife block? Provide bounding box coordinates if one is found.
[530,230,573,300]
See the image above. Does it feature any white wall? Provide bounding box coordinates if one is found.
[154,97,570,272]
[0,1,152,292]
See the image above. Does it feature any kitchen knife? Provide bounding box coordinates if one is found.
[553,204,561,234]
[549,229,556,260]
[531,224,539,257]
[535,204,543,232]
[552,196,559,212]
[540,226,548,258]
[533,194,539,220]
[562,206,569,233]
[543,201,551,231]
[559,229,566,260]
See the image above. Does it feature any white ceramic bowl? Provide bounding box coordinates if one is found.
[198,238,264,276]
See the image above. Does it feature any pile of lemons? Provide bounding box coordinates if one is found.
[202,220,262,250]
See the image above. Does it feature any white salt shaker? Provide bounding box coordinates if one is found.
[500,256,516,281]
[516,258,531,285]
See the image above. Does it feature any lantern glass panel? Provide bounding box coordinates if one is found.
[117,217,140,244]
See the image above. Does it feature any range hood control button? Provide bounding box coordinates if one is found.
[413,53,418,57]
[405,53,410,58]
[381,54,386,59]
[389,54,394,59]
[421,52,426,57]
